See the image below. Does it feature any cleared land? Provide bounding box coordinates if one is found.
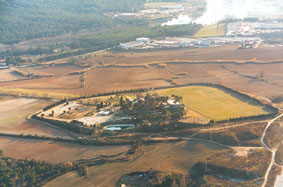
[45,141,227,187]
[0,136,129,164]
[155,86,270,121]
[1,45,283,98]
[45,140,270,187]
[0,97,73,138]
[194,24,226,37]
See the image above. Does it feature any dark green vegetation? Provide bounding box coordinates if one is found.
[0,150,73,187]
[0,0,145,44]
[188,149,270,186]
[117,170,182,187]
[120,94,185,128]
[36,24,201,63]
[0,0,201,61]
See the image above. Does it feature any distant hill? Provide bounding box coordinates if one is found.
[0,0,146,44]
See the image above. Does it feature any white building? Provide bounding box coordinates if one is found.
[120,41,144,50]
[136,37,150,43]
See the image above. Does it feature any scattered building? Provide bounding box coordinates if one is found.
[227,21,283,36]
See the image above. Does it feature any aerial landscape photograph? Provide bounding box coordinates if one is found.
[0,0,283,186]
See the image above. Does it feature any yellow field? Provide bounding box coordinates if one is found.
[0,87,78,100]
[194,24,226,38]
[155,86,269,121]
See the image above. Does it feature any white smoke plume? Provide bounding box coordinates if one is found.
[162,0,281,26]
[162,14,192,26]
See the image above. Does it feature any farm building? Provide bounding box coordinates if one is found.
[120,41,144,50]
[136,37,150,43]
[104,124,136,131]
[98,110,111,116]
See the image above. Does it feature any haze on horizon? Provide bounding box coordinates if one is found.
[163,0,283,26]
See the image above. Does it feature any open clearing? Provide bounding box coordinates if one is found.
[0,137,129,163]
[156,86,270,121]
[194,24,226,37]
[0,97,73,138]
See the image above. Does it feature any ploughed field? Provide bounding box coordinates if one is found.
[0,97,73,138]
[0,136,129,164]
[0,46,283,98]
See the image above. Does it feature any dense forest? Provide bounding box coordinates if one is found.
[0,0,201,61]
[0,0,146,44]
[0,150,73,187]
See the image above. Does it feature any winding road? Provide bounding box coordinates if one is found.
[261,113,283,187]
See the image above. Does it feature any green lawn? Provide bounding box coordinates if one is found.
[156,86,269,121]
[194,24,226,38]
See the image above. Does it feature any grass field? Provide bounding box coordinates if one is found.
[155,86,269,121]
[194,24,226,37]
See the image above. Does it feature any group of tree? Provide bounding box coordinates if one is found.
[119,94,185,127]
[5,56,26,65]
[0,151,74,187]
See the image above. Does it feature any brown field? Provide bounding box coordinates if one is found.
[0,45,283,99]
[86,45,283,65]
[23,65,84,76]
[0,75,81,90]
[0,136,129,163]
[85,66,172,92]
[45,141,227,186]
[45,140,271,187]
[0,97,73,138]
[0,69,26,82]
[1,62,282,100]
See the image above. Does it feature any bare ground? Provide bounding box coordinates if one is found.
[0,136,129,163]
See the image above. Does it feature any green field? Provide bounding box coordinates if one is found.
[155,86,269,121]
[194,24,226,38]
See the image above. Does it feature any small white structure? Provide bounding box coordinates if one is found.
[167,99,180,106]
[136,37,150,43]
[104,127,122,131]
[98,110,111,116]
[104,124,135,131]
[120,41,144,50]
